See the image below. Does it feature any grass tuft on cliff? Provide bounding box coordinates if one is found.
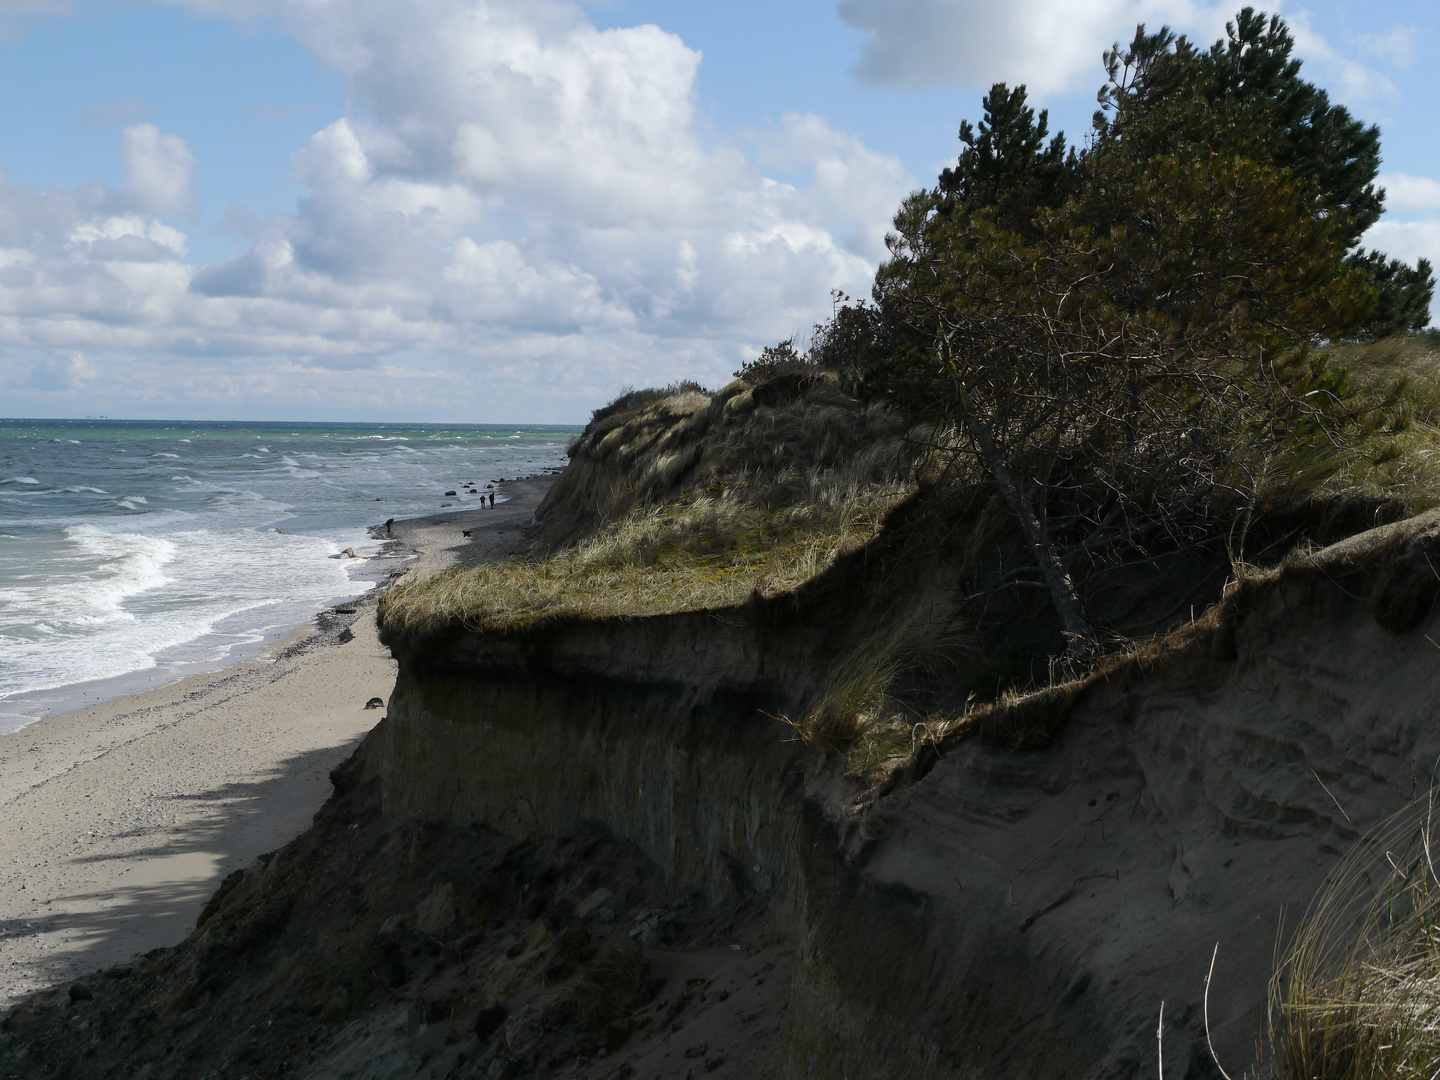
[781,600,973,772]
[1271,788,1440,1079]
[379,377,914,636]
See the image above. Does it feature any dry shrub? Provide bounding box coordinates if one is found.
[1270,789,1440,1079]
[566,939,653,1031]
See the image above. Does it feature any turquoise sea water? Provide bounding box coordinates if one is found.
[0,419,578,730]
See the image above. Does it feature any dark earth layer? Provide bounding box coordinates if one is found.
[0,747,791,1080]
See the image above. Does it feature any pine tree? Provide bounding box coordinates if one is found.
[868,7,1398,659]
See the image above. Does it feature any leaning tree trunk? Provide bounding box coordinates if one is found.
[956,396,1096,663]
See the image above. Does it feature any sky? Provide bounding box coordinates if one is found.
[0,0,1436,422]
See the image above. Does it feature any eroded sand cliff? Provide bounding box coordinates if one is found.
[6,386,1440,1079]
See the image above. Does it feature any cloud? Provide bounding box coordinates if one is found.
[76,97,151,130]
[751,112,912,262]
[1366,219,1440,273]
[119,124,197,216]
[0,0,913,419]
[1379,172,1440,212]
[1284,10,1398,104]
[23,351,96,390]
[836,0,1236,95]
[1359,24,1418,68]
[834,0,1395,104]
[0,0,70,40]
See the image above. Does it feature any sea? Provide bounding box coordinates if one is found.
[0,419,579,734]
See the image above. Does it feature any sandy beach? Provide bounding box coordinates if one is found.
[0,475,555,1011]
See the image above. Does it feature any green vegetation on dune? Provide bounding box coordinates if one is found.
[381,482,905,635]
[1304,335,1440,499]
[379,379,914,637]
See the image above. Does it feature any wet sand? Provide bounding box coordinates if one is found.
[0,475,554,1009]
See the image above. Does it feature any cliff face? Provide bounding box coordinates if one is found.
[368,509,1440,1079]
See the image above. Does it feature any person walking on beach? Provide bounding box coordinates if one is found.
[489,492,495,508]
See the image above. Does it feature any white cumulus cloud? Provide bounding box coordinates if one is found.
[119,123,196,216]
[1366,219,1440,272]
[836,0,1233,95]
[1380,172,1440,212]
[834,0,1396,105]
[0,0,915,419]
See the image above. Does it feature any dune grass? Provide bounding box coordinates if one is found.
[1266,336,1440,511]
[380,377,917,638]
[380,474,909,636]
[1269,790,1440,1079]
[781,601,974,775]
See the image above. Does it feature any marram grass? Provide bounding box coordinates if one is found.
[781,601,974,775]
[1270,790,1440,1080]
[1277,336,1440,511]
[379,480,909,637]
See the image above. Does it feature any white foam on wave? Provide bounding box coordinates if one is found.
[0,527,175,632]
[2,477,39,485]
[151,452,180,459]
[0,523,372,701]
[279,455,323,479]
[0,421,573,714]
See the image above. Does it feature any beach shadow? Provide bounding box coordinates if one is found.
[0,735,366,995]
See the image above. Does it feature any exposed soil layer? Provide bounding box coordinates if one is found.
[365,505,1440,1079]
[0,754,792,1080]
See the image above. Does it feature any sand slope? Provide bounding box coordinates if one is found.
[0,609,395,1009]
